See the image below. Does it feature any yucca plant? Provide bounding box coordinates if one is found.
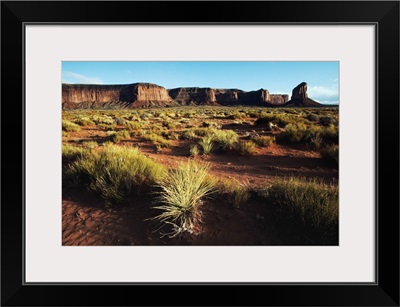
[152,160,215,237]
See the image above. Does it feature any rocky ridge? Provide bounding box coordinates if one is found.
[62,82,320,109]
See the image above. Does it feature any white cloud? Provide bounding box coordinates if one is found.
[308,85,339,104]
[62,71,103,84]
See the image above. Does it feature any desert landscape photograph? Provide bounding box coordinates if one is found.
[62,61,339,246]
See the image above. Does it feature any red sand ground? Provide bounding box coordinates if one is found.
[63,139,337,245]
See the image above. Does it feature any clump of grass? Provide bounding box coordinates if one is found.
[321,144,339,165]
[114,117,127,125]
[216,178,251,208]
[62,131,70,139]
[254,114,290,128]
[162,120,177,129]
[74,117,95,126]
[190,144,200,157]
[251,135,275,147]
[66,145,166,205]
[181,129,197,140]
[266,177,339,244]
[62,144,90,161]
[144,133,172,148]
[199,134,214,155]
[126,121,141,131]
[213,129,238,151]
[305,113,319,122]
[319,116,335,126]
[98,123,117,130]
[237,140,257,155]
[82,141,98,149]
[152,160,215,237]
[62,120,80,132]
[110,130,130,143]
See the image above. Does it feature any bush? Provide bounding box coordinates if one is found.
[152,160,215,237]
[237,140,257,155]
[66,145,166,205]
[110,130,131,143]
[199,134,214,155]
[254,115,290,128]
[213,129,238,151]
[305,113,319,122]
[144,133,172,148]
[266,177,338,244]
[190,144,200,157]
[216,178,251,207]
[62,144,90,161]
[251,135,275,147]
[321,144,339,164]
[74,117,95,126]
[62,120,80,132]
[82,141,98,149]
[319,116,335,126]
[126,121,141,131]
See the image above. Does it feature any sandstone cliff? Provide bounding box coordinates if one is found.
[62,82,320,109]
[284,82,321,107]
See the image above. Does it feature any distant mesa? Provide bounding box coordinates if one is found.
[62,82,321,109]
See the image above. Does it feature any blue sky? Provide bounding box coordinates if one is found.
[62,61,339,104]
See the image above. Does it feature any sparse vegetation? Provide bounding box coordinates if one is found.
[152,160,215,237]
[62,106,339,245]
[62,120,80,132]
[265,177,338,244]
[251,135,275,147]
[237,140,257,155]
[66,145,166,205]
[199,134,214,155]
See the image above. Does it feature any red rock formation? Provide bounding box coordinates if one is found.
[284,82,321,107]
[62,82,319,109]
[270,94,289,105]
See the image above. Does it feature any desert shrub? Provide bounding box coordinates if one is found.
[202,121,222,129]
[92,115,114,125]
[213,129,239,151]
[190,144,200,157]
[82,141,98,149]
[321,144,339,164]
[74,117,95,126]
[144,134,172,148]
[97,123,117,130]
[321,125,339,144]
[66,145,166,205]
[277,124,323,145]
[305,114,319,122]
[254,114,290,128]
[62,144,90,160]
[126,121,141,131]
[199,134,214,155]
[266,177,338,244]
[251,135,275,147]
[216,178,251,207]
[152,160,215,237]
[227,110,243,120]
[181,129,197,140]
[319,116,335,126]
[110,130,131,143]
[114,117,127,125]
[62,131,70,139]
[162,120,177,130]
[237,140,257,155]
[62,120,80,132]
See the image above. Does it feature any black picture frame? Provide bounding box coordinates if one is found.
[1,1,399,306]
